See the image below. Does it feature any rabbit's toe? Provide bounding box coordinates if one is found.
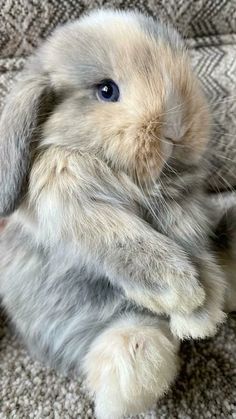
[170,308,226,340]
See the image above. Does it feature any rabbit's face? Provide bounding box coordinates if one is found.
[0,10,210,216]
[41,10,209,185]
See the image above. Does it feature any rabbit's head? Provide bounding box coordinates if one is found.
[0,9,210,216]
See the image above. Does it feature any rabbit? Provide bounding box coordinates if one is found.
[0,9,230,418]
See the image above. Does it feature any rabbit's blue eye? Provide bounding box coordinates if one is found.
[97,80,120,102]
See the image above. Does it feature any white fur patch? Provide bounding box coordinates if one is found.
[83,315,179,419]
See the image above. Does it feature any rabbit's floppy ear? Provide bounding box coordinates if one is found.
[0,65,50,216]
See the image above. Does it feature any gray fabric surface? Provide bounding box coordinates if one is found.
[0,1,236,418]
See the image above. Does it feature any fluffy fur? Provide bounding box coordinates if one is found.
[0,9,235,418]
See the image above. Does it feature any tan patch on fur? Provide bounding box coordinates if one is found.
[135,120,163,183]
[89,34,209,183]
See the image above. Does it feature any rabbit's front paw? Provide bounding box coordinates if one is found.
[125,264,205,316]
[159,266,205,315]
[170,308,226,340]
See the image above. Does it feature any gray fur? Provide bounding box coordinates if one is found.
[137,13,184,51]
[0,220,168,373]
[0,68,49,216]
[0,223,121,370]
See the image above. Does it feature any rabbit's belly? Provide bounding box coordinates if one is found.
[0,221,126,371]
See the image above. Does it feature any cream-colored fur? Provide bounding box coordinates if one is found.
[83,316,179,419]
